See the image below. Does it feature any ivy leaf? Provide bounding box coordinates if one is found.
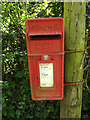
[16,110,21,117]
[83,104,88,111]
[42,110,49,118]
[3,111,7,116]
[15,71,24,78]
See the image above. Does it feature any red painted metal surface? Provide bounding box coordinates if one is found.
[25,17,64,100]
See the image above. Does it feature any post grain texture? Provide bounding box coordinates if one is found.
[60,2,86,119]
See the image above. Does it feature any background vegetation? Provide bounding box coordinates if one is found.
[1,2,89,119]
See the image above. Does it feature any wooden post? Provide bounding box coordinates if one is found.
[60,2,86,118]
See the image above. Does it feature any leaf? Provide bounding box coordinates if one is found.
[35,112,40,118]
[42,110,49,118]
[83,104,88,111]
[3,111,7,116]
[3,103,6,108]
[16,110,21,116]
[15,71,24,78]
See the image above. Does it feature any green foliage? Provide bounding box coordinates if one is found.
[1,2,89,119]
[82,2,90,120]
[2,2,63,119]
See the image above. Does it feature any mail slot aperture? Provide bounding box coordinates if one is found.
[30,34,61,40]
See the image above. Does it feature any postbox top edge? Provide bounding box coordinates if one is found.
[25,17,64,23]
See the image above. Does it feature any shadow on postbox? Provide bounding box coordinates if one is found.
[25,17,64,100]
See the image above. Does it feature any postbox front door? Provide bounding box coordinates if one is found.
[25,18,64,100]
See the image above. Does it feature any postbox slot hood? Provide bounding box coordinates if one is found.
[28,32,61,36]
[29,34,61,40]
[26,17,64,40]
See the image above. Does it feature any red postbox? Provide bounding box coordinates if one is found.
[25,17,64,100]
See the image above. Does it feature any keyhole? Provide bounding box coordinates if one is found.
[37,76,38,80]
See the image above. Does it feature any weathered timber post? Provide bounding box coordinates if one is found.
[60,2,86,119]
